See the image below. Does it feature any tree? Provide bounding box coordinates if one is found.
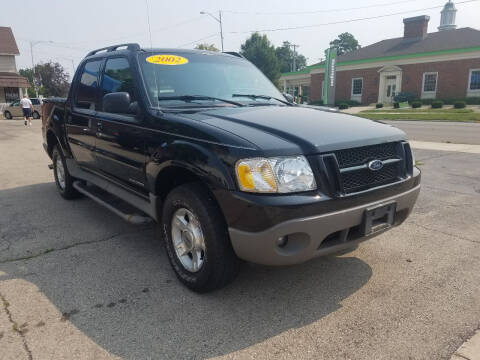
[19,62,70,97]
[329,32,361,56]
[240,33,280,84]
[195,43,219,52]
[275,41,307,73]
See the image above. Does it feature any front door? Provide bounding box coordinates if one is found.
[66,59,103,169]
[94,57,146,190]
[385,76,397,104]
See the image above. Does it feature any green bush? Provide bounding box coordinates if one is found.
[431,100,444,109]
[411,101,422,108]
[335,99,360,107]
[338,103,349,110]
[393,102,400,109]
[376,103,383,108]
[454,101,466,109]
[466,97,480,105]
[394,92,416,103]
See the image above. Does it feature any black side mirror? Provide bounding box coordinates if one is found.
[103,92,131,113]
[283,93,294,103]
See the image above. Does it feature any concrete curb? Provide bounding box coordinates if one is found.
[451,330,480,360]
[410,140,480,154]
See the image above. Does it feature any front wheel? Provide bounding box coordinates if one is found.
[52,145,81,199]
[32,111,40,119]
[4,111,12,119]
[162,183,240,292]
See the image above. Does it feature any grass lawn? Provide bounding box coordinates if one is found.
[357,108,480,122]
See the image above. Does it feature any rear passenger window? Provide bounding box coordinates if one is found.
[101,58,135,104]
[75,60,102,110]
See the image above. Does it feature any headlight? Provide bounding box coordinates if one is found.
[235,156,316,193]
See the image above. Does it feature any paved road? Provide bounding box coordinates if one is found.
[384,120,480,145]
[0,119,479,359]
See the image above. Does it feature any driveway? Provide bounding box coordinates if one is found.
[0,119,479,359]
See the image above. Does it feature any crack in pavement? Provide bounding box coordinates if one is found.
[410,222,480,245]
[422,185,480,197]
[0,292,33,360]
[0,227,153,265]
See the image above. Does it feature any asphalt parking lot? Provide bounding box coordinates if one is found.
[0,119,479,360]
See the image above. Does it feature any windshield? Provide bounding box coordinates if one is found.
[138,52,284,107]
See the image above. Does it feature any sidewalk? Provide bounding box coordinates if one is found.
[451,330,480,360]
[410,140,480,153]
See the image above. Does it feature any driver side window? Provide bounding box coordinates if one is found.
[101,57,136,114]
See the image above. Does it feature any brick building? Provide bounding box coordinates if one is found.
[0,27,30,104]
[280,1,480,105]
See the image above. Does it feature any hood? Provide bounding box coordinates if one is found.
[182,106,407,156]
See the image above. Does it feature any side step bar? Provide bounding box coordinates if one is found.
[73,181,153,225]
[66,158,159,222]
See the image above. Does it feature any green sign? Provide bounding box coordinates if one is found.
[323,47,337,106]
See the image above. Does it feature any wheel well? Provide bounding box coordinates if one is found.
[155,166,206,201]
[46,130,58,157]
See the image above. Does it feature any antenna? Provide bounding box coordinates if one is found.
[144,0,159,106]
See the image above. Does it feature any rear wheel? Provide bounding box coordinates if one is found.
[162,183,240,292]
[52,145,81,199]
[3,111,12,119]
[32,111,40,119]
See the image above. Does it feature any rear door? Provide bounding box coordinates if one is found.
[10,101,22,117]
[94,56,147,190]
[66,59,103,169]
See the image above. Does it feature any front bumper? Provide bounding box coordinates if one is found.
[228,183,420,266]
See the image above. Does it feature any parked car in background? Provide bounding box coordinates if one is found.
[3,98,42,119]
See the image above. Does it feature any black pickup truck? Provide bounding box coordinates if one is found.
[42,43,420,292]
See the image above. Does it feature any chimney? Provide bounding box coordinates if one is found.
[403,15,430,40]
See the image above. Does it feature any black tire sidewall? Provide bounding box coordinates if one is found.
[4,111,11,119]
[162,183,237,292]
[163,192,213,287]
[52,145,79,199]
[32,111,40,119]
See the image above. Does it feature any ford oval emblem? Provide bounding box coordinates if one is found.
[368,159,384,171]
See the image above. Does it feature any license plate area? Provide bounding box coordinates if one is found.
[361,202,396,235]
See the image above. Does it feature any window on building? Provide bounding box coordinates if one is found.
[75,59,102,110]
[351,78,363,96]
[422,72,438,92]
[468,69,480,91]
[4,88,19,102]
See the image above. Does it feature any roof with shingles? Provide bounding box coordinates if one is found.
[0,27,19,55]
[281,27,480,76]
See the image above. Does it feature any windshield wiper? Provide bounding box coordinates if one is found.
[157,95,243,107]
[232,94,292,106]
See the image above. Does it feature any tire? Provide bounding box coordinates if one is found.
[162,183,240,292]
[4,111,12,120]
[32,111,40,119]
[52,145,81,200]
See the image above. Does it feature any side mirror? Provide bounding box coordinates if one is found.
[283,93,294,103]
[103,92,131,114]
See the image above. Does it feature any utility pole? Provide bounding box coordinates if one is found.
[287,43,300,72]
[29,40,53,97]
[200,10,224,51]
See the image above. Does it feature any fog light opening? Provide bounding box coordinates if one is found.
[276,236,288,248]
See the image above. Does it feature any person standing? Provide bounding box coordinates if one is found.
[20,94,33,126]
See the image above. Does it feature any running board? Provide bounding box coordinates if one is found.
[73,181,153,225]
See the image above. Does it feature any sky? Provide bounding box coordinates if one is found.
[1,0,479,79]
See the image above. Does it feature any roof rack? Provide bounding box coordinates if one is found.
[222,51,245,59]
[86,43,141,57]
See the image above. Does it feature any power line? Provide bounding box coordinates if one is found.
[223,0,420,15]
[177,33,218,48]
[228,0,479,34]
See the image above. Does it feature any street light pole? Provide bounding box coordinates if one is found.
[200,10,224,51]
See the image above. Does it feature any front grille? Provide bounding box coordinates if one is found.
[320,141,407,195]
[341,162,401,193]
[335,142,398,169]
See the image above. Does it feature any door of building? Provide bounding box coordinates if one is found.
[385,76,397,104]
